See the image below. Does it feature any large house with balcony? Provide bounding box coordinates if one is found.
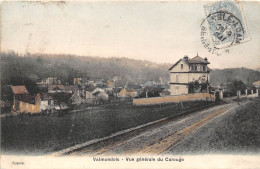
[168,54,211,95]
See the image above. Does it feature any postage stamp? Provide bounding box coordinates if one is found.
[201,1,250,55]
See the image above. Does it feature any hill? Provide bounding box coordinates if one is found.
[1,51,260,100]
[210,68,260,86]
[0,52,170,93]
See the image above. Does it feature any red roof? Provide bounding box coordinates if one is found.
[11,86,28,95]
[126,88,135,92]
[48,85,65,91]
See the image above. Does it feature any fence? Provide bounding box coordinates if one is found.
[133,93,215,106]
[238,89,259,99]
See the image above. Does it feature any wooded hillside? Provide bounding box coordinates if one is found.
[1,51,260,99]
[210,68,260,87]
[0,52,170,97]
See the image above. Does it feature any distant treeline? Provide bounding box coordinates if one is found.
[1,51,260,100]
[0,51,170,99]
[210,68,260,87]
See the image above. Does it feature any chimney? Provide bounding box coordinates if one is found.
[183,55,189,61]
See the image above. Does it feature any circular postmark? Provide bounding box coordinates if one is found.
[200,11,245,55]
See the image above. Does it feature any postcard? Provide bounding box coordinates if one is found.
[1,0,260,168]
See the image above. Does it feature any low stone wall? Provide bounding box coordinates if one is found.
[133,93,215,106]
[237,89,259,99]
[247,93,259,98]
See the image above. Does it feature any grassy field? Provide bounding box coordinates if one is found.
[170,97,260,154]
[1,100,214,155]
[221,98,260,153]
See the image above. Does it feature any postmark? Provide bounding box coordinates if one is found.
[200,1,250,55]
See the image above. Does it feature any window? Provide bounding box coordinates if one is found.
[181,64,183,69]
[203,65,206,71]
[191,64,196,70]
[176,75,179,83]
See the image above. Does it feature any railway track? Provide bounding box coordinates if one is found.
[53,102,227,156]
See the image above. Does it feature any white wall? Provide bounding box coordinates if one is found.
[170,73,189,83]
[169,58,210,96]
[170,72,209,84]
[170,60,189,73]
[169,84,188,95]
[86,91,95,100]
[188,73,209,83]
[169,59,210,84]
[40,100,48,110]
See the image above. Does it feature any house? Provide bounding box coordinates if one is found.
[12,94,41,115]
[85,86,96,102]
[92,90,109,104]
[105,87,113,95]
[85,86,108,104]
[45,77,59,85]
[168,54,211,95]
[64,85,79,93]
[253,81,260,88]
[36,77,60,87]
[73,78,82,85]
[40,93,54,111]
[84,80,95,86]
[69,92,84,105]
[118,88,137,98]
[11,85,29,102]
[105,79,114,88]
[11,85,41,114]
[113,87,122,97]
[48,85,65,93]
[113,76,120,82]
[95,79,106,88]
[36,79,47,88]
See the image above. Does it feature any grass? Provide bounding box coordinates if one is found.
[170,97,260,154]
[1,100,214,155]
[222,98,260,152]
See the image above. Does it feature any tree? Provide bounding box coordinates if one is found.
[227,79,246,95]
[137,87,161,98]
[51,93,72,109]
[188,81,201,93]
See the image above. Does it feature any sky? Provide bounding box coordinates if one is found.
[1,1,260,69]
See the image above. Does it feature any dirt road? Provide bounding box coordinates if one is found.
[66,101,247,156]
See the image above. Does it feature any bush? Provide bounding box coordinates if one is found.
[223,91,236,97]
[188,81,201,94]
[227,80,246,94]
